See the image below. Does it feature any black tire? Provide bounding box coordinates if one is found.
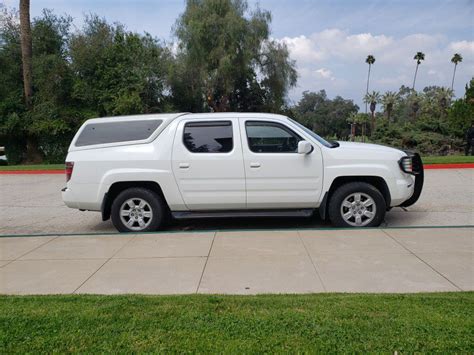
[328,182,386,228]
[111,187,165,233]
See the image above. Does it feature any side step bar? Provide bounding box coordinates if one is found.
[171,209,315,220]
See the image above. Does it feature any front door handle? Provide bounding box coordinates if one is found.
[179,163,190,169]
[250,162,261,168]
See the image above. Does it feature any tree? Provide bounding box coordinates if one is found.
[448,78,474,136]
[70,15,171,116]
[172,0,296,112]
[408,91,421,120]
[294,90,358,139]
[19,0,32,107]
[365,55,375,110]
[412,51,425,90]
[450,53,463,91]
[364,55,375,140]
[347,112,369,140]
[381,91,399,124]
[347,112,357,140]
[363,91,380,133]
[436,87,454,112]
[19,0,42,162]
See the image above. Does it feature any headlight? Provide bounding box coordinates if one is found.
[399,156,416,174]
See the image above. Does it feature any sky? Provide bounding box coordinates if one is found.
[3,0,473,108]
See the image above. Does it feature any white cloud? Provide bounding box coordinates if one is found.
[280,28,474,106]
[315,68,334,80]
[449,40,474,55]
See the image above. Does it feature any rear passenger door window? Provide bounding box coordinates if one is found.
[183,121,233,153]
[245,121,302,153]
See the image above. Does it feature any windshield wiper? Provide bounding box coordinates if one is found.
[329,141,340,148]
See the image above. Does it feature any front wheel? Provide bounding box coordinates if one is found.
[111,187,165,232]
[328,182,386,227]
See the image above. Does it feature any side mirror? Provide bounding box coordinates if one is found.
[297,140,312,154]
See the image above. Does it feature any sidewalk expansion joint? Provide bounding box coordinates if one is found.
[297,230,327,292]
[381,229,463,291]
[196,231,216,293]
[72,234,137,294]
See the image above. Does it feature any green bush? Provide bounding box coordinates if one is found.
[38,134,72,164]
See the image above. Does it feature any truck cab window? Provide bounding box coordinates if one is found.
[183,121,233,153]
[246,121,302,153]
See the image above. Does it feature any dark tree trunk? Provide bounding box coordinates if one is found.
[371,111,376,133]
[370,102,376,133]
[20,0,42,163]
[20,0,33,107]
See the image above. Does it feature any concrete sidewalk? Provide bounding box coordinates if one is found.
[0,227,472,295]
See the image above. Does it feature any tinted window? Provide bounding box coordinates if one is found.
[183,121,233,153]
[246,121,302,153]
[75,120,162,147]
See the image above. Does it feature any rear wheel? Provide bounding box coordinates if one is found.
[328,182,386,227]
[111,187,165,232]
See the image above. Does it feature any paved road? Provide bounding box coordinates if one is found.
[0,227,472,294]
[0,169,472,235]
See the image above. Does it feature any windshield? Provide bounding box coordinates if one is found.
[287,118,333,148]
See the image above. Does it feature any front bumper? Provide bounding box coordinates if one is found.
[399,152,424,207]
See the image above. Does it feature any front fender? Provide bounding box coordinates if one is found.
[322,163,395,194]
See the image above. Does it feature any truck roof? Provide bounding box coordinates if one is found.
[70,112,290,151]
[84,112,289,124]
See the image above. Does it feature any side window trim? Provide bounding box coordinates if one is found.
[182,120,234,154]
[245,120,302,154]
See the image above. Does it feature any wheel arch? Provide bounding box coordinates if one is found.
[101,181,169,221]
[319,175,391,220]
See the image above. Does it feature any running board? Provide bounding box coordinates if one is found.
[171,209,314,220]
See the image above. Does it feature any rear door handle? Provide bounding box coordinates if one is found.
[250,162,261,168]
[179,163,190,169]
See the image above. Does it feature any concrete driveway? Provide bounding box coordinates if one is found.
[0,169,473,235]
[0,227,472,294]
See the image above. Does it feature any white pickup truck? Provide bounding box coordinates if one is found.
[62,112,423,232]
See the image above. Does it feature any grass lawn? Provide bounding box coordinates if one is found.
[0,163,64,171]
[422,155,474,164]
[0,293,472,353]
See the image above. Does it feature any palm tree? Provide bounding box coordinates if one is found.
[450,53,463,91]
[364,55,375,141]
[436,87,454,112]
[347,113,357,141]
[381,91,399,124]
[408,91,421,120]
[363,91,381,133]
[365,55,376,112]
[412,52,425,90]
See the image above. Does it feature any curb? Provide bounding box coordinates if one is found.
[424,163,474,169]
[0,170,63,174]
[0,163,473,174]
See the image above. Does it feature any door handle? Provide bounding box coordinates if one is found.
[250,162,261,168]
[179,163,190,169]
